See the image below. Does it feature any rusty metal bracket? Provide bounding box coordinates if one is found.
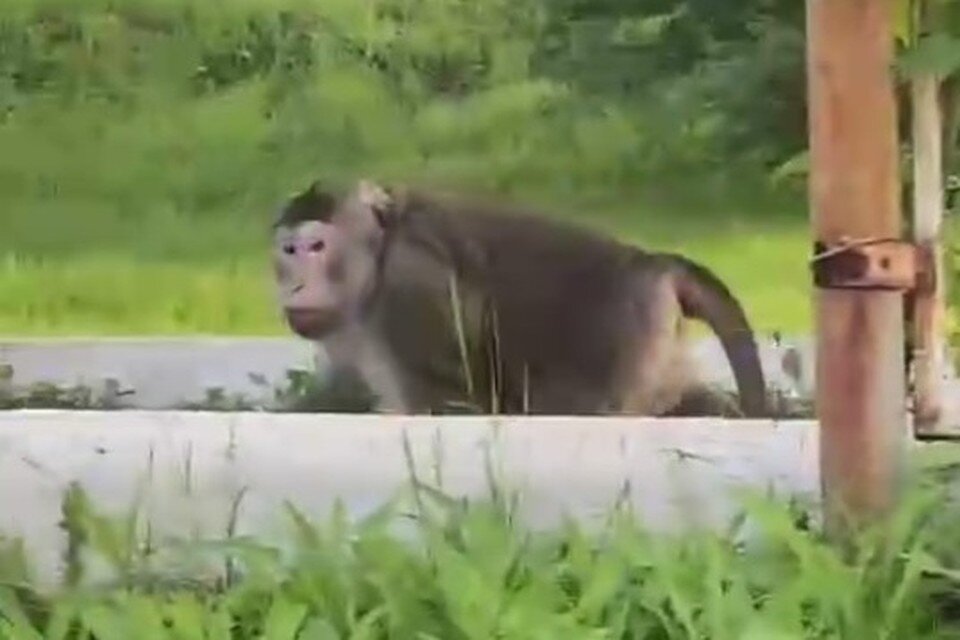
[811,238,935,292]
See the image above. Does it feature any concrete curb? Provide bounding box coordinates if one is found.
[0,410,820,587]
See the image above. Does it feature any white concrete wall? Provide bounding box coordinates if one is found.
[0,410,820,587]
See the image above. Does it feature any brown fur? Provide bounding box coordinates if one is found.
[272,179,769,417]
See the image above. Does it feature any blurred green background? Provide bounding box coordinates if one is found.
[0,0,849,336]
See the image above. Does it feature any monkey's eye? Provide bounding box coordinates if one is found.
[282,243,296,255]
[308,240,325,252]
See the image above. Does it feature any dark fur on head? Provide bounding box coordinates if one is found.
[274,181,343,228]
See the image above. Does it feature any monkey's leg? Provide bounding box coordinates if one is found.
[325,332,411,414]
[618,276,691,416]
[522,371,619,415]
[664,384,743,417]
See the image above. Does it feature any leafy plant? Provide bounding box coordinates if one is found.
[3,474,960,637]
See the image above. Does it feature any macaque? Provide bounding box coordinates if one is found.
[271,179,768,417]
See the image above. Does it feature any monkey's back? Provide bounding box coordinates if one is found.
[384,191,663,409]
[397,189,642,277]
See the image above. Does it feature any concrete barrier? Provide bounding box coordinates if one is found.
[0,410,820,587]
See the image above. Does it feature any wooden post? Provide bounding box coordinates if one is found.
[910,60,947,436]
[806,0,908,533]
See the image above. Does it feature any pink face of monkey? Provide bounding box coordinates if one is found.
[273,181,391,339]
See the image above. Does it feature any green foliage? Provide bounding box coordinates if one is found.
[4,481,960,637]
[0,0,807,229]
[900,33,960,78]
[895,0,960,50]
[534,0,806,167]
[0,0,813,335]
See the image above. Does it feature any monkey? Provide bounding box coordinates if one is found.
[271,178,768,417]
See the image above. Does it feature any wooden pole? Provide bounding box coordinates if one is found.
[910,62,947,436]
[806,0,908,533]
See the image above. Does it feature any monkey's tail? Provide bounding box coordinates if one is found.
[664,253,768,417]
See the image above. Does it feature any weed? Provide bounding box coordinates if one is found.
[2,476,960,637]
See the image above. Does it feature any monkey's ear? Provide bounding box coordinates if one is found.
[356,179,396,228]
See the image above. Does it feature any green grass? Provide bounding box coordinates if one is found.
[3,464,960,638]
[0,220,810,337]
[0,255,277,336]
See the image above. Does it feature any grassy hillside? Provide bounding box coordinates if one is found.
[1,0,813,336]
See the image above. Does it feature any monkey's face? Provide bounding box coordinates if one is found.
[273,181,393,339]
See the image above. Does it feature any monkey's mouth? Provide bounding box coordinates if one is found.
[283,308,341,338]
